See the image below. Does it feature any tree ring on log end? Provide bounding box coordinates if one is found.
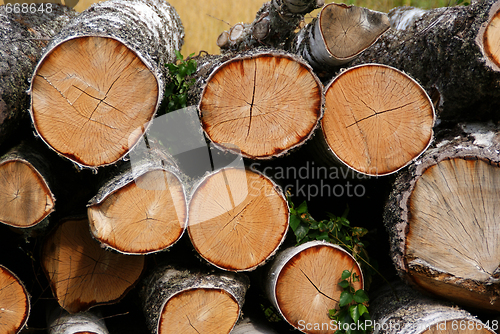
[406,157,500,312]
[199,52,323,159]
[187,168,289,271]
[42,218,145,313]
[0,265,30,334]
[88,168,187,255]
[0,159,55,228]
[322,63,435,176]
[158,288,239,334]
[268,241,363,333]
[319,3,390,63]
[31,36,159,167]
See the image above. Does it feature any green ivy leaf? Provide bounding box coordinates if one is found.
[349,305,360,322]
[338,280,350,289]
[295,223,309,242]
[296,201,308,214]
[339,291,353,307]
[289,215,301,231]
[357,304,368,317]
[341,270,351,280]
[353,289,369,304]
[316,231,329,241]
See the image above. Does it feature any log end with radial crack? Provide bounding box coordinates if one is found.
[199,49,323,160]
[384,122,500,312]
[320,63,435,177]
[188,167,289,271]
[265,241,363,332]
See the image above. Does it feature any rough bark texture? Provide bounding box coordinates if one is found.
[140,265,250,334]
[370,283,495,334]
[384,122,500,312]
[0,4,77,148]
[352,0,500,121]
[48,309,109,334]
[218,0,324,52]
[29,0,184,168]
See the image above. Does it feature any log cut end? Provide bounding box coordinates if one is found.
[271,242,363,334]
[88,168,187,254]
[319,4,390,63]
[0,159,55,228]
[158,288,239,334]
[0,266,30,334]
[406,158,500,311]
[188,168,289,271]
[199,52,323,159]
[479,2,500,72]
[322,64,435,176]
[42,218,145,313]
[31,36,158,167]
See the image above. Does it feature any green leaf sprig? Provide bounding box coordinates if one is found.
[160,50,197,115]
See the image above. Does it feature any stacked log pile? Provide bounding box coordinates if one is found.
[1,0,500,333]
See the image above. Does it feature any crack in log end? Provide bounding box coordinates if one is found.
[299,268,338,302]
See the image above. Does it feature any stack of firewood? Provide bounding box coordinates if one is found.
[1,0,500,333]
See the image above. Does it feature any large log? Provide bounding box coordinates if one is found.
[29,0,184,168]
[0,4,77,148]
[370,283,495,334]
[198,50,323,160]
[0,265,30,334]
[264,240,363,333]
[87,159,187,255]
[41,217,145,313]
[314,63,435,176]
[140,265,249,334]
[187,167,289,272]
[384,123,500,312]
[353,0,500,121]
[0,142,56,229]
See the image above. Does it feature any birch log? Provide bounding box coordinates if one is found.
[292,3,390,70]
[232,318,279,334]
[353,0,500,121]
[384,123,500,312]
[0,141,55,228]
[315,63,435,177]
[41,217,145,313]
[0,4,77,147]
[188,167,289,272]
[198,50,323,159]
[0,265,30,334]
[140,266,249,334]
[29,0,183,168]
[264,241,363,334]
[87,159,187,255]
[370,283,495,334]
[48,309,109,334]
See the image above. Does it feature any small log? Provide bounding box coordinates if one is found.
[385,123,500,312]
[188,167,289,271]
[198,50,323,160]
[370,283,495,334]
[292,3,390,70]
[217,0,324,52]
[48,308,109,334]
[317,63,435,176]
[29,0,184,168]
[353,0,500,121]
[264,240,363,333]
[0,142,55,228]
[0,4,77,148]
[232,318,279,334]
[41,217,145,313]
[0,265,30,334]
[87,159,187,255]
[140,265,249,334]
